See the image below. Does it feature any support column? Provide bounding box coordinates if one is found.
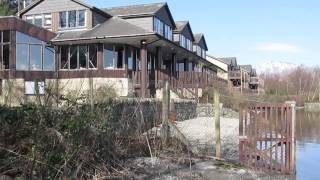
[140,40,147,98]
[156,47,162,88]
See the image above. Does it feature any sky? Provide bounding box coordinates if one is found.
[86,0,320,67]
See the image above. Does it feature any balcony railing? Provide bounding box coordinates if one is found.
[229,70,241,79]
[249,77,259,84]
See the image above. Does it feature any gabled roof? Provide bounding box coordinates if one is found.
[240,65,253,72]
[103,2,176,28]
[17,0,112,18]
[52,17,154,41]
[218,57,237,66]
[194,33,208,50]
[174,21,195,41]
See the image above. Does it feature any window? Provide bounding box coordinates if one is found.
[186,39,192,51]
[16,31,54,71]
[44,14,52,27]
[60,44,97,70]
[78,10,86,27]
[30,45,42,70]
[59,10,86,29]
[25,81,45,95]
[68,11,77,28]
[126,47,133,70]
[34,15,43,27]
[153,17,166,37]
[25,14,52,28]
[103,44,124,69]
[59,12,67,28]
[164,24,172,40]
[0,31,10,69]
[180,35,186,48]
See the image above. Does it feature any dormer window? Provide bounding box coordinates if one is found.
[59,10,86,29]
[154,17,172,41]
[25,14,52,28]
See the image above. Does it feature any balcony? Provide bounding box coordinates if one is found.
[249,77,259,85]
[229,70,241,80]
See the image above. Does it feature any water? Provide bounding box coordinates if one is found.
[296,110,320,180]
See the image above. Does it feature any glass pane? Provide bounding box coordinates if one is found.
[68,11,77,28]
[43,47,54,71]
[3,45,9,69]
[37,81,45,95]
[16,44,29,70]
[78,10,85,27]
[69,45,77,69]
[79,45,87,69]
[115,47,123,69]
[60,46,69,69]
[88,44,97,68]
[59,11,67,28]
[16,31,29,43]
[30,45,42,70]
[34,15,43,27]
[3,31,10,43]
[126,47,133,70]
[26,15,33,24]
[44,14,52,26]
[25,81,35,95]
[103,44,114,69]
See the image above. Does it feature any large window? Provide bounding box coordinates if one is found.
[153,17,172,40]
[59,10,86,29]
[103,44,124,69]
[0,30,10,69]
[16,31,55,71]
[180,35,192,51]
[26,14,52,28]
[59,44,97,70]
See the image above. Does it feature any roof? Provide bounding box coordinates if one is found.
[240,65,253,72]
[174,21,188,31]
[103,2,176,28]
[52,17,153,41]
[103,2,165,16]
[17,0,112,18]
[218,57,237,66]
[194,33,208,50]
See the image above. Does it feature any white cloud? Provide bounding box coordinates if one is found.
[256,43,304,53]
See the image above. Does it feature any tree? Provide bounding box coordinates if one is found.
[0,0,18,16]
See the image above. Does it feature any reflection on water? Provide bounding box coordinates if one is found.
[296,110,320,180]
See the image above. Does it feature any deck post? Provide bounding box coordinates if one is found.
[140,40,147,98]
[214,88,221,159]
[161,81,170,146]
[156,47,162,87]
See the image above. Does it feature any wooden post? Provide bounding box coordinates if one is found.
[214,88,221,159]
[89,77,94,110]
[140,40,147,98]
[290,102,296,173]
[161,81,170,146]
[240,69,243,94]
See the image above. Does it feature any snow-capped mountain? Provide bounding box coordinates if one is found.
[255,61,298,75]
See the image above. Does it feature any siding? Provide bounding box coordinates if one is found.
[93,11,108,27]
[173,34,179,42]
[180,25,193,41]
[125,17,153,32]
[155,6,174,27]
[25,0,88,14]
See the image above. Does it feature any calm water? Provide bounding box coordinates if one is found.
[296,110,320,180]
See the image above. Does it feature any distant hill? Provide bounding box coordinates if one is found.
[255,61,298,75]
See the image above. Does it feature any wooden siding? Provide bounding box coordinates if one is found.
[155,6,174,27]
[179,24,193,41]
[125,17,153,32]
[92,11,108,27]
[25,0,88,14]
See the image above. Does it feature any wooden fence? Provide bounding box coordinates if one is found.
[239,103,296,174]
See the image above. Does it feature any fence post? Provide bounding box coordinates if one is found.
[214,88,221,159]
[161,81,170,146]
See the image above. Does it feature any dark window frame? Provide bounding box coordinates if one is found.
[0,31,10,70]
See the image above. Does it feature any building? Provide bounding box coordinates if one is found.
[0,0,227,104]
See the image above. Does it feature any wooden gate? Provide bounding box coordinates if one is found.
[239,103,296,174]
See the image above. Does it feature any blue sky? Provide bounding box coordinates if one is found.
[86,0,320,66]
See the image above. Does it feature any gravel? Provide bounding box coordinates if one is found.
[175,116,239,161]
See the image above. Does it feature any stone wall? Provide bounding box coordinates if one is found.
[173,99,198,121]
[196,103,239,118]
